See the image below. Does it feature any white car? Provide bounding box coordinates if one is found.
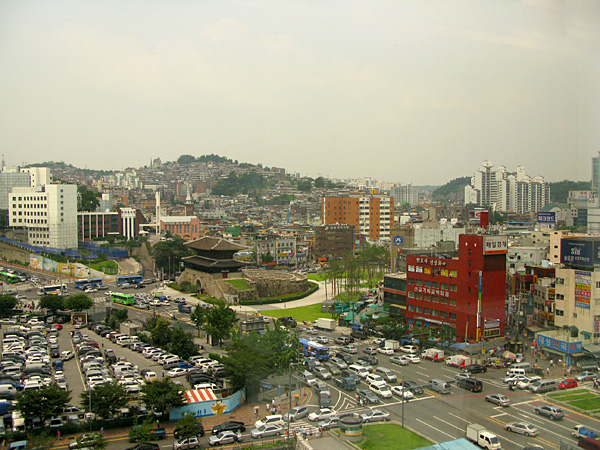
[369,383,392,398]
[405,354,421,364]
[516,376,541,390]
[378,347,395,355]
[308,408,337,422]
[400,345,418,354]
[391,385,414,400]
[167,368,188,378]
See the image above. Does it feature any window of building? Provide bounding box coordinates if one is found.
[432,309,439,316]
[415,279,422,286]
[415,292,422,300]
[449,299,457,306]
[431,296,439,303]
[424,308,430,315]
[449,284,457,291]
[468,287,471,294]
[468,260,472,268]
[440,311,448,318]
[573,313,578,318]
[556,278,565,285]
[449,313,457,320]
[440,297,448,304]
[468,272,471,279]
[556,294,564,300]
[408,291,414,298]
[440,282,448,290]
[468,249,472,256]
[433,268,440,275]
[408,278,415,285]
[408,305,414,312]
[424,280,431,287]
[416,306,422,313]
[423,294,431,302]
[432,281,439,288]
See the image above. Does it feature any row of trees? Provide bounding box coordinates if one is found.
[39,293,94,313]
[14,379,185,426]
[321,242,389,300]
[141,316,198,360]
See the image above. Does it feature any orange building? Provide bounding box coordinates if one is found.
[322,190,394,240]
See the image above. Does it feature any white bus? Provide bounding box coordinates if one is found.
[37,284,68,296]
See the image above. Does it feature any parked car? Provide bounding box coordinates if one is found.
[363,347,378,355]
[318,416,340,430]
[405,355,421,364]
[211,421,246,435]
[400,345,418,354]
[207,431,242,446]
[357,389,380,404]
[390,356,410,366]
[173,437,201,450]
[559,378,578,389]
[341,345,358,354]
[575,371,597,381]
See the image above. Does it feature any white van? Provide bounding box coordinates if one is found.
[506,367,527,377]
[117,336,131,346]
[430,379,451,394]
[509,362,532,373]
[349,364,370,379]
[254,414,284,428]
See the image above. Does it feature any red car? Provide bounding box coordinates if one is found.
[559,378,578,389]
[53,324,63,330]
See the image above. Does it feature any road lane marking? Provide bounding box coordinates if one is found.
[535,436,558,449]
[490,413,509,418]
[416,418,456,440]
[484,418,521,447]
[448,412,471,423]
[432,415,464,431]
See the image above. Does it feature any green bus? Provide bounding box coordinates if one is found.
[0,271,20,284]
[111,293,135,305]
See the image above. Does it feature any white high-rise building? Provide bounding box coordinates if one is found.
[464,161,550,213]
[9,184,78,249]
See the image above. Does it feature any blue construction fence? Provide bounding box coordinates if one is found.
[0,236,128,260]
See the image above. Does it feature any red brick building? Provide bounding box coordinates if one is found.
[405,234,507,342]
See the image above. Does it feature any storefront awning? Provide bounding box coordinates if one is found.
[583,344,600,358]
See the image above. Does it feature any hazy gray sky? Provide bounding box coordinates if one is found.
[1,0,599,185]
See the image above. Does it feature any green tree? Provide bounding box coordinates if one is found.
[297,180,312,191]
[0,209,8,230]
[149,317,173,347]
[150,236,193,275]
[28,430,57,450]
[261,251,274,263]
[80,381,128,419]
[189,305,206,337]
[15,384,71,425]
[64,293,93,311]
[168,326,198,360]
[39,295,65,314]
[314,177,326,188]
[222,332,269,396]
[78,186,100,212]
[174,412,204,440]
[129,417,156,444]
[0,295,18,317]
[177,154,197,165]
[140,379,184,416]
[204,304,239,347]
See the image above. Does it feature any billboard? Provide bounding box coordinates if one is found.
[574,270,591,309]
[537,334,582,354]
[483,236,508,255]
[560,238,600,267]
[569,191,593,201]
[537,212,556,224]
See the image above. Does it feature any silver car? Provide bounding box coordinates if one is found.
[251,424,284,439]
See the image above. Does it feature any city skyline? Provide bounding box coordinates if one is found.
[1,0,599,184]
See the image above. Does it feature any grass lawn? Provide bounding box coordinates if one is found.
[359,424,432,450]
[570,398,600,411]
[549,391,598,401]
[225,279,252,290]
[260,304,332,323]
[90,260,118,275]
[306,274,326,281]
[550,389,588,397]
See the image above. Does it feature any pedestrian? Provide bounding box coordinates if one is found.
[57,430,61,440]
[254,406,259,418]
[100,427,104,435]
[277,405,281,414]
[546,367,550,376]
[272,398,276,407]
[265,403,270,414]
[156,420,160,429]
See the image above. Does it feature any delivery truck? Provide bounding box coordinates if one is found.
[466,424,501,450]
[384,339,400,351]
[422,348,445,362]
[315,318,336,331]
[446,355,472,368]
